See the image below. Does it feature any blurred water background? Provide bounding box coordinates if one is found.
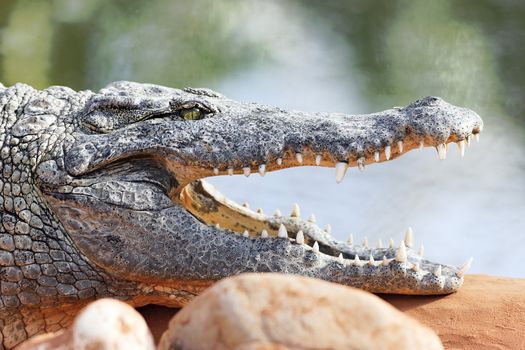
[0,0,523,277]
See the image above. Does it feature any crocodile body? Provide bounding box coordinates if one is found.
[0,82,482,349]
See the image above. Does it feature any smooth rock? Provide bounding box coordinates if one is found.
[157,273,442,350]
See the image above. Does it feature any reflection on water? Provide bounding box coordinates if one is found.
[0,0,524,276]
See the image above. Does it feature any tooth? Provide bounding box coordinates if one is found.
[357,157,365,171]
[296,153,303,164]
[259,164,266,177]
[324,224,332,235]
[389,238,395,248]
[404,227,414,248]
[419,140,424,149]
[412,263,420,272]
[227,167,234,176]
[242,230,249,238]
[418,244,424,258]
[335,162,348,183]
[362,236,368,248]
[457,140,465,157]
[377,239,383,249]
[274,209,282,217]
[243,167,251,177]
[257,208,264,215]
[215,223,221,229]
[467,135,472,147]
[457,257,473,277]
[338,253,344,264]
[437,144,447,160]
[290,203,301,218]
[475,133,480,142]
[242,202,250,209]
[315,154,322,166]
[398,140,404,153]
[347,234,353,245]
[307,214,316,223]
[213,167,219,175]
[278,224,288,238]
[354,254,361,266]
[434,265,442,277]
[382,256,389,266]
[277,158,283,166]
[295,230,305,244]
[374,151,380,162]
[312,241,319,253]
[385,145,391,160]
[368,255,375,265]
[395,241,407,263]
[260,230,268,238]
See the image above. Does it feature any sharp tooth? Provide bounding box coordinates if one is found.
[338,253,344,264]
[389,238,395,249]
[412,263,420,272]
[295,230,305,244]
[467,135,472,147]
[278,224,288,238]
[290,203,301,218]
[335,162,348,183]
[434,265,442,277]
[256,208,264,215]
[324,224,332,235]
[307,214,316,223]
[404,227,414,248]
[458,140,465,157]
[346,234,353,245]
[382,256,389,266]
[242,230,249,238]
[258,164,266,177]
[315,154,322,166]
[362,236,368,248]
[312,241,319,253]
[457,257,473,278]
[374,151,380,162]
[357,157,365,171]
[296,153,303,164]
[260,230,268,238]
[242,202,250,209]
[418,244,424,258]
[475,133,480,142]
[277,158,283,166]
[437,144,447,160]
[398,140,404,153]
[354,254,361,266]
[243,167,251,177]
[227,167,234,176]
[213,167,219,175]
[395,240,407,263]
[215,223,221,229]
[385,145,391,160]
[368,255,375,265]
[419,140,424,150]
[377,239,383,249]
[274,209,282,217]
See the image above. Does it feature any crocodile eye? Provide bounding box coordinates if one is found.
[180,108,203,120]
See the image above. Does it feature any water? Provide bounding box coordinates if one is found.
[1,0,524,277]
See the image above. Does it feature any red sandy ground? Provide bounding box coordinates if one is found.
[138,274,525,349]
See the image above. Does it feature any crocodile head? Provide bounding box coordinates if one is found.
[2,82,483,314]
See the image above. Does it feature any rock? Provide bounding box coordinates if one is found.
[157,273,443,350]
[382,274,525,350]
[16,298,155,350]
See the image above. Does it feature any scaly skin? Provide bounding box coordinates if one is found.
[0,81,482,349]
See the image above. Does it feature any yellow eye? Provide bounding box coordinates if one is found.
[181,108,203,120]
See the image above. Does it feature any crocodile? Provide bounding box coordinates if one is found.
[0,81,482,349]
